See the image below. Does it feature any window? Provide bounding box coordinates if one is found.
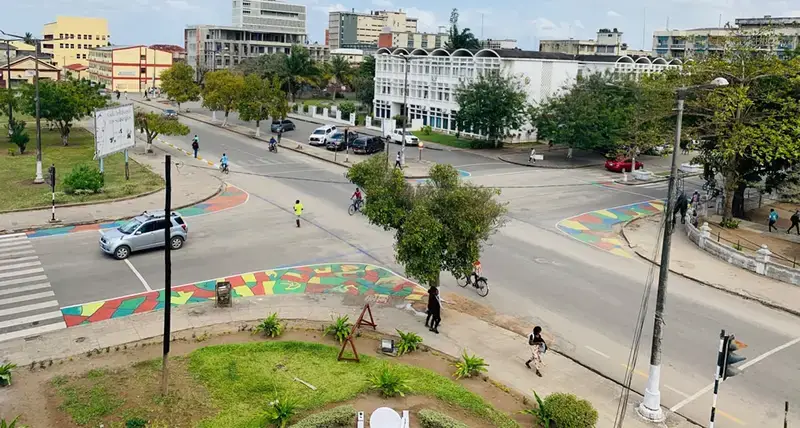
[59,43,64,48]
[88,35,92,40]
[59,33,63,39]
[77,34,81,39]
[96,35,100,40]
[140,67,147,74]
[243,9,250,14]
[78,44,82,49]
[70,34,74,39]
[70,44,75,49]
[76,54,81,59]
[82,54,86,59]
[102,35,106,40]
[140,54,146,60]
[137,222,157,234]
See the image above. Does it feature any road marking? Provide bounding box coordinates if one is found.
[671,336,800,412]
[0,249,36,258]
[0,235,27,243]
[0,233,26,240]
[0,300,59,317]
[0,291,55,306]
[0,244,33,254]
[0,256,38,264]
[0,275,49,288]
[0,267,44,279]
[585,346,610,358]
[717,410,746,425]
[0,282,51,296]
[125,259,152,292]
[454,162,506,168]
[621,363,649,379]
[0,261,42,272]
[0,240,33,248]
[0,321,66,343]
[664,384,690,398]
[0,310,63,329]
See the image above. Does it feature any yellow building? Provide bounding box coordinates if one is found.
[88,45,174,92]
[0,56,60,88]
[42,16,110,68]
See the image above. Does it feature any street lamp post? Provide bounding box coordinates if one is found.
[400,55,410,167]
[638,77,729,422]
[3,39,12,136]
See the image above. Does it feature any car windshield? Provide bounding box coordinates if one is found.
[272,120,281,125]
[402,131,414,136]
[352,139,366,146]
[118,219,142,234]
[313,129,326,135]
[331,132,344,139]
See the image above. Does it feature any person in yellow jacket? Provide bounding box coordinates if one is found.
[293,199,303,228]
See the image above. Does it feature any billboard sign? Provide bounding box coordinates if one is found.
[94,104,135,159]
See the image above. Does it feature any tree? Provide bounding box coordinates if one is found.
[134,110,190,153]
[237,74,270,137]
[284,45,318,101]
[266,76,290,121]
[7,119,29,154]
[445,9,480,50]
[202,70,244,127]
[23,32,34,45]
[455,72,528,147]
[0,86,17,119]
[353,56,376,112]
[236,53,289,81]
[21,79,107,145]
[160,62,200,111]
[346,156,506,287]
[328,55,352,100]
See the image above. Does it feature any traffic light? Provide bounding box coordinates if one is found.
[722,334,746,380]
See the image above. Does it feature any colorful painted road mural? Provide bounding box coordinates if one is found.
[556,200,665,258]
[26,184,248,238]
[60,263,427,327]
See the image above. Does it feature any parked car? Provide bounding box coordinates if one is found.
[387,129,419,146]
[271,119,295,133]
[309,125,337,146]
[326,130,359,151]
[350,136,385,154]
[605,158,644,173]
[162,109,178,119]
[100,211,188,260]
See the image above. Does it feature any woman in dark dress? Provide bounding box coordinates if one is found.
[425,286,441,334]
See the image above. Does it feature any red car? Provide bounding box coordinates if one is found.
[605,158,644,172]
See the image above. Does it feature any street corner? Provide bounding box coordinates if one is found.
[24,184,249,239]
[59,263,428,327]
[556,200,665,258]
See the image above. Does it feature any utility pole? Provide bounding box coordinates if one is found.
[400,55,409,167]
[4,39,11,136]
[161,154,172,395]
[33,39,43,183]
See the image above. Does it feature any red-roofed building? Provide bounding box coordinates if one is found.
[63,63,89,80]
[149,44,186,62]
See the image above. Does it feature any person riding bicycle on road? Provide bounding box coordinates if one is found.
[269,136,277,150]
[471,260,482,284]
[220,153,229,171]
[351,188,363,209]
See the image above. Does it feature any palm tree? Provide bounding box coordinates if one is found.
[444,8,480,50]
[284,45,318,101]
[23,32,35,46]
[328,55,352,100]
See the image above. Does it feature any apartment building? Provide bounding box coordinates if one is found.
[87,45,174,92]
[540,28,625,56]
[377,30,449,50]
[308,42,330,62]
[481,39,518,49]
[41,16,110,68]
[373,47,680,136]
[231,0,306,33]
[328,9,417,51]
[652,27,731,58]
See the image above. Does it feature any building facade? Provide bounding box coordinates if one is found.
[540,28,625,56]
[0,56,60,89]
[185,24,305,72]
[330,48,365,64]
[373,47,681,136]
[652,28,730,58]
[481,39,518,49]
[87,45,173,92]
[41,16,110,68]
[231,0,306,34]
[308,42,330,62]
[328,9,418,50]
[377,30,449,50]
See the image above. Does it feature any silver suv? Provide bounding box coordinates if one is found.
[100,211,188,260]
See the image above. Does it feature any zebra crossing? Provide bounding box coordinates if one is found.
[0,232,65,343]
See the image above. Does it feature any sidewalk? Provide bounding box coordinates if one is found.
[0,136,223,233]
[498,148,606,169]
[623,215,800,316]
[0,292,693,428]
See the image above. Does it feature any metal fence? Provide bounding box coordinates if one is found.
[708,228,798,269]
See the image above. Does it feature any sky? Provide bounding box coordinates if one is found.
[2,0,800,51]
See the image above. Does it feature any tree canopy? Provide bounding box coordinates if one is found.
[445,9,480,50]
[159,62,200,110]
[455,72,528,147]
[134,110,190,153]
[327,55,352,100]
[284,45,319,101]
[352,55,376,112]
[202,70,244,126]
[20,79,107,145]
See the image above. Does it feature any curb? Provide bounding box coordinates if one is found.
[620,218,800,319]
[497,155,604,169]
[612,172,702,186]
[0,186,164,215]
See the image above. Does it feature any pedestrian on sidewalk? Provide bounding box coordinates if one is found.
[769,208,779,232]
[788,210,800,235]
[525,326,547,377]
[394,151,402,169]
[293,199,304,228]
[191,135,199,158]
[277,129,283,145]
[424,285,441,334]
[673,193,688,228]
[528,148,536,164]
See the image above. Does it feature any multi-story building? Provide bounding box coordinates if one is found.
[41,16,110,68]
[231,0,306,33]
[328,9,417,51]
[539,28,625,55]
[481,39,517,49]
[372,47,681,136]
[377,30,449,50]
[652,27,730,58]
[0,55,60,88]
[331,48,365,64]
[308,42,330,62]
[87,45,174,92]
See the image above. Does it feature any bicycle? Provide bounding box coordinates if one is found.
[457,273,489,297]
[219,163,229,174]
[348,198,363,216]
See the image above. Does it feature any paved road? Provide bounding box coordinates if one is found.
[5,103,798,426]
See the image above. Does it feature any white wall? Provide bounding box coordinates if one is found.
[502,58,582,106]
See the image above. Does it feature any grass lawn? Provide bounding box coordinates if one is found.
[49,341,519,428]
[0,125,163,211]
[412,130,485,149]
[298,98,361,108]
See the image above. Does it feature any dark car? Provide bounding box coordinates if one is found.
[350,136,385,154]
[271,119,295,133]
[326,130,359,151]
[162,109,178,119]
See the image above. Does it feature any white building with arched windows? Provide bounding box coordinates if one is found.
[373,47,682,138]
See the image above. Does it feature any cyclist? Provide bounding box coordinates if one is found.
[351,188,363,210]
[269,136,277,151]
[471,259,482,284]
[220,153,229,172]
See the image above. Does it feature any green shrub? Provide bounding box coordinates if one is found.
[338,101,356,117]
[289,405,355,428]
[393,114,407,127]
[63,164,104,194]
[324,315,351,343]
[369,364,411,397]
[522,390,553,428]
[125,417,147,428]
[355,113,366,126]
[0,362,17,387]
[421,125,433,135]
[719,218,739,229]
[395,329,423,355]
[469,139,500,149]
[253,312,284,338]
[302,104,309,113]
[0,415,22,428]
[544,392,598,428]
[7,119,29,154]
[418,409,468,428]
[452,351,488,379]
[265,396,298,428]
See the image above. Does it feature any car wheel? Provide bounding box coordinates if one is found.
[114,245,131,260]
[170,236,184,250]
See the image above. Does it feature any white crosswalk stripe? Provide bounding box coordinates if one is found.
[0,234,65,343]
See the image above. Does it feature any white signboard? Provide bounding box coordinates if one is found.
[117,71,136,77]
[94,104,135,159]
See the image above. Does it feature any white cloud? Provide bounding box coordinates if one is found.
[607,10,622,17]
[166,0,190,10]
[530,17,577,39]
[573,20,585,29]
[404,7,443,33]
[372,0,392,7]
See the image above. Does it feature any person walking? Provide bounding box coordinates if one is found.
[525,326,547,377]
[424,286,441,334]
[769,208,779,232]
[674,193,688,228]
[293,199,304,228]
[394,151,402,169]
[191,135,199,158]
[788,210,800,235]
[528,148,536,164]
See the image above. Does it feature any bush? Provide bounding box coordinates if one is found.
[265,396,298,427]
[7,119,29,154]
[393,115,407,127]
[292,104,299,112]
[289,405,355,428]
[418,409,468,428]
[395,329,423,355]
[355,113,366,126]
[369,364,411,397]
[544,392,598,428]
[63,164,104,194]
[719,218,740,229]
[0,362,17,387]
[522,390,553,428]
[253,312,284,338]
[302,104,309,113]
[125,417,147,428]
[421,125,432,135]
[452,351,488,379]
[469,140,501,149]
[338,101,356,117]
[324,315,351,343]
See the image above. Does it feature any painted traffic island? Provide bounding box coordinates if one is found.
[25,184,248,238]
[556,200,665,258]
[61,263,428,327]
[2,328,536,427]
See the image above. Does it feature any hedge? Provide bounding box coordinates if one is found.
[418,409,469,428]
[289,405,356,428]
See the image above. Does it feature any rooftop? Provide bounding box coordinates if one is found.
[376,46,680,64]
